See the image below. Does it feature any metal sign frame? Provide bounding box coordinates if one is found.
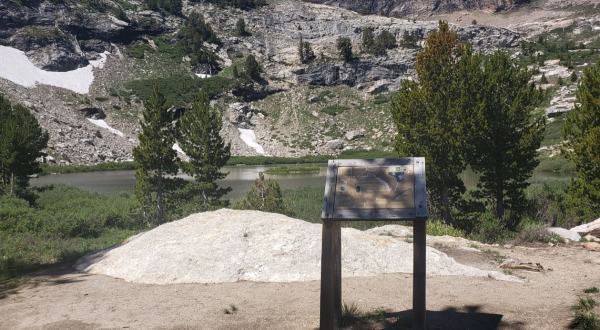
[319,158,427,330]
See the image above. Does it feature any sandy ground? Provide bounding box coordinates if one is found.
[1,242,599,330]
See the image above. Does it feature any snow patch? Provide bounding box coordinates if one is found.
[0,45,108,94]
[87,118,124,137]
[238,128,264,154]
[173,143,186,155]
[195,73,212,78]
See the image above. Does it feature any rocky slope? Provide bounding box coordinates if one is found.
[0,0,592,164]
[303,0,531,18]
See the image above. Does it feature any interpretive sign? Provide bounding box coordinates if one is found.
[322,158,427,220]
[320,158,428,330]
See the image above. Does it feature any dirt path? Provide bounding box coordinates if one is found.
[1,243,599,330]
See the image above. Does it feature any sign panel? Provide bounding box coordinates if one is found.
[321,158,427,220]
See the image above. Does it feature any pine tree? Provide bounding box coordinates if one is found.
[237,172,294,216]
[540,73,548,84]
[390,21,476,224]
[245,54,261,80]
[465,51,545,223]
[133,85,180,225]
[362,27,375,52]
[0,95,49,195]
[179,12,220,66]
[571,71,578,82]
[562,60,600,219]
[303,41,314,62]
[235,18,247,36]
[336,37,353,62]
[177,90,231,212]
[233,65,239,77]
[298,35,305,63]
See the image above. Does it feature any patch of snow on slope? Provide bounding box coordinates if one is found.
[87,118,124,137]
[173,143,186,155]
[195,73,212,78]
[238,128,264,154]
[0,45,108,94]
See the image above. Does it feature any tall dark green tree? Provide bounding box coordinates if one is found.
[465,51,545,223]
[303,41,314,62]
[179,12,220,66]
[235,18,247,36]
[0,95,49,196]
[245,54,261,80]
[562,59,600,219]
[133,85,180,225]
[390,21,475,224]
[362,27,375,52]
[298,35,305,63]
[177,90,231,212]
[336,37,353,62]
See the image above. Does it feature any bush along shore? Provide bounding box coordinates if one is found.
[0,173,594,282]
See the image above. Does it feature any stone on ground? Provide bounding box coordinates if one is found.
[571,218,600,237]
[74,209,519,284]
[547,227,581,242]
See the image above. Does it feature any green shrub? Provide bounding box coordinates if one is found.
[427,221,466,238]
[126,44,150,59]
[373,94,389,105]
[570,297,600,330]
[320,105,350,116]
[472,212,511,243]
[125,74,248,107]
[0,186,145,279]
[236,173,294,216]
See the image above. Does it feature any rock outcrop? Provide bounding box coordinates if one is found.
[302,0,531,17]
[74,209,520,284]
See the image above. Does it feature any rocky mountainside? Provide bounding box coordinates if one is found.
[302,0,531,17]
[0,0,596,165]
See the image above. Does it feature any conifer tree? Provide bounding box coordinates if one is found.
[0,95,49,195]
[237,172,294,216]
[362,27,375,52]
[465,51,545,223]
[336,37,353,62]
[298,35,305,63]
[303,41,314,62]
[235,18,247,36]
[562,60,600,219]
[390,21,476,224]
[177,90,231,212]
[245,54,261,80]
[133,85,180,225]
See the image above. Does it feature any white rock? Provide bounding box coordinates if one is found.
[74,209,520,284]
[547,227,581,241]
[571,218,600,235]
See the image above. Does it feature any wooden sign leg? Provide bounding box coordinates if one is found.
[320,219,342,330]
[413,217,426,330]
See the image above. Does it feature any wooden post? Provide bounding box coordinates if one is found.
[320,219,342,330]
[412,217,426,330]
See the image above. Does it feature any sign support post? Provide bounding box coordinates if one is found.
[320,158,427,330]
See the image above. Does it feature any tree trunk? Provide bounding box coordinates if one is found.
[496,181,504,219]
[157,168,164,224]
[10,172,14,195]
[441,169,452,224]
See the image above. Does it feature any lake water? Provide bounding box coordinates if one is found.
[31,165,329,200]
[31,165,574,200]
